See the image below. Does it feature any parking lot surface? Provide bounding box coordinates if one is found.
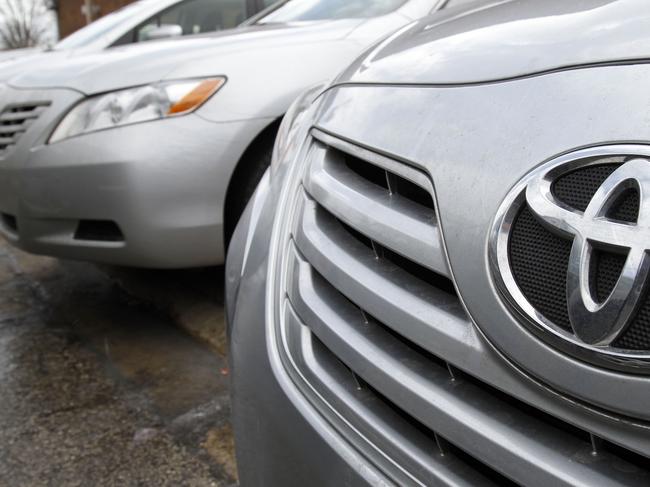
[0,237,236,486]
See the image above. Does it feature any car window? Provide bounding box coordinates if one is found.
[55,0,158,49]
[136,0,248,41]
[256,0,408,23]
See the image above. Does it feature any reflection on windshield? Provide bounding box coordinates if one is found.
[55,0,157,49]
[257,0,407,23]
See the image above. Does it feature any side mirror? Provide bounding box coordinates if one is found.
[139,24,183,42]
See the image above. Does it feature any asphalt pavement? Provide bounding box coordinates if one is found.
[0,237,236,486]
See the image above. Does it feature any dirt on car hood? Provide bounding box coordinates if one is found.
[335,0,650,86]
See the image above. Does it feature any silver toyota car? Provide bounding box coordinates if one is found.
[227,0,650,484]
[0,0,444,268]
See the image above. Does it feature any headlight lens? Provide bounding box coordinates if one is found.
[271,82,327,177]
[49,77,225,143]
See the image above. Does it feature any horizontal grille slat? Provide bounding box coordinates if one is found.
[306,130,449,277]
[0,110,41,123]
[284,302,507,487]
[0,102,49,156]
[0,126,25,135]
[287,249,650,487]
[293,193,474,367]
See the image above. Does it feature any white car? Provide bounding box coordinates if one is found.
[0,0,271,65]
[0,0,455,268]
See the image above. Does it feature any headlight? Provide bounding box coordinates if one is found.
[49,77,226,143]
[271,82,327,177]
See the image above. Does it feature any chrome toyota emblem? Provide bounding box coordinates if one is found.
[491,146,650,372]
[527,159,650,346]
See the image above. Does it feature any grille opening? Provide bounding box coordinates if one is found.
[338,147,435,210]
[11,106,36,113]
[74,220,124,242]
[334,214,456,296]
[308,264,452,372]
[342,150,390,190]
[603,439,650,472]
[456,366,590,445]
[308,265,650,476]
[369,310,449,371]
[404,336,650,470]
[2,105,46,121]
[5,103,47,115]
[382,246,456,296]
[430,352,650,473]
[389,174,435,209]
[0,138,13,151]
[450,367,650,475]
[1,213,17,232]
[362,381,520,487]
[310,334,519,486]
[337,216,374,249]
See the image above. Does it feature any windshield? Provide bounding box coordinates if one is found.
[55,0,159,49]
[256,0,408,23]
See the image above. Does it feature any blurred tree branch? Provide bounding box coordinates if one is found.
[0,0,50,49]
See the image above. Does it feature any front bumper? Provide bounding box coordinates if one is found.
[0,86,271,268]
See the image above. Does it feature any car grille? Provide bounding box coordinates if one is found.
[0,102,50,156]
[274,128,650,486]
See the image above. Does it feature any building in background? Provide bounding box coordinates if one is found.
[56,0,136,39]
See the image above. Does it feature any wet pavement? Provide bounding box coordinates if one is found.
[0,237,236,486]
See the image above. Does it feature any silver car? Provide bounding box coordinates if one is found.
[0,0,442,268]
[227,0,650,484]
[0,0,269,65]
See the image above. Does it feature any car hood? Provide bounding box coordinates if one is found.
[0,47,44,65]
[6,20,366,94]
[336,0,650,85]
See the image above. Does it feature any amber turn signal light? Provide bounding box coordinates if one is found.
[168,78,226,115]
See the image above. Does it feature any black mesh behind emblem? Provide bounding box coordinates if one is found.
[510,207,572,331]
[607,188,640,223]
[591,250,627,304]
[552,164,617,211]
[509,163,650,351]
